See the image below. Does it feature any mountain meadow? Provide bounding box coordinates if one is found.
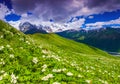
[0,20,120,84]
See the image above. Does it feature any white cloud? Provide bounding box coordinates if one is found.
[106,17,120,24]
[0,4,10,20]
[111,26,120,28]
[86,22,104,29]
[88,16,94,19]
[8,13,85,32]
[21,13,28,18]
[35,18,85,32]
[66,18,85,29]
[8,11,120,32]
[8,21,21,29]
[85,17,120,29]
[8,13,120,32]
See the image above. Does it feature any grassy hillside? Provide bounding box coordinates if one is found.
[0,20,120,84]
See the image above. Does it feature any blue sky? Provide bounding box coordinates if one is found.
[0,0,120,29]
[85,10,120,24]
[5,14,21,21]
[4,9,120,24]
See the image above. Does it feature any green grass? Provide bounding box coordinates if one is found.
[57,28,120,52]
[0,20,120,84]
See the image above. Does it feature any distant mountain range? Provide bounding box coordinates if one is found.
[19,22,80,33]
[57,28,120,52]
[19,22,120,52]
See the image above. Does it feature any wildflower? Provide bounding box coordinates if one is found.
[86,66,89,69]
[32,57,38,64]
[0,76,3,80]
[52,69,62,73]
[42,68,46,72]
[6,45,10,48]
[42,55,46,58]
[90,66,95,70]
[71,63,77,66]
[47,74,54,78]
[3,72,8,77]
[99,79,108,84]
[26,41,30,45]
[51,55,61,61]
[11,73,18,84]
[19,38,24,41]
[0,46,4,50]
[86,80,92,84]
[62,68,66,71]
[19,47,23,49]
[79,68,83,71]
[0,59,5,65]
[53,82,61,84]
[66,72,73,76]
[104,70,108,73]
[42,64,47,68]
[41,64,47,72]
[41,76,48,81]
[86,70,90,72]
[55,57,60,61]
[0,70,5,73]
[42,50,48,54]
[78,74,83,78]
[104,81,108,84]
[41,74,54,81]
[0,35,3,38]
[0,59,3,61]
[10,54,14,58]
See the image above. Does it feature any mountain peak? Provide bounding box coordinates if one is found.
[18,21,83,33]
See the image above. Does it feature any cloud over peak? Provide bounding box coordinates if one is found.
[1,0,120,31]
[10,0,120,22]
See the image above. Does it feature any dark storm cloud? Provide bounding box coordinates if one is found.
[11,0,120,22]
[85,0,120,11]
[11,0,83,21]
[12,0,74,13]
[11,0,36,13]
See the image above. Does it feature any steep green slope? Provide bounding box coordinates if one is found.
[30,33,111,57]
[0,20,120,84]
[57,28,120,52]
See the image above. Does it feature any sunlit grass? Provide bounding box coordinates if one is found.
[0,20,120,84]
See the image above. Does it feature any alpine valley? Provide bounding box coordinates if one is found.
[0,20,120,84]
[19,21,120,54]
[57,28,120,53]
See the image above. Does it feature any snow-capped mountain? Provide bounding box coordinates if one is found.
[19,21,82,33]
[19,22,47,34]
